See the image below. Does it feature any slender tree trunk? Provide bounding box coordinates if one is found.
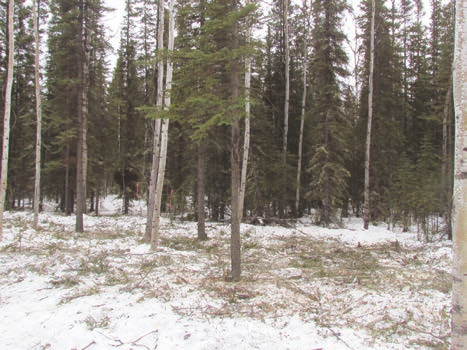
[296,2,311,216]
[76,0,90,233]
[324,112,331,226]
[197,140,207,240]
[96,177,100,216]
[0,0,14,238]
[239,2,251,223]
[145,119,161,242]
[151,0,174,250]
[363,0,376,230]
[442,81,453,240]
[230,0,241,281]
[64,142,70,214]
[250,144,263,217]
[282,0,290,218]
[452,0,467,347]
[33,0,42,229]
[146,0,165,243]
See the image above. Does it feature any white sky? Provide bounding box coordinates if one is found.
[103,0,126,68]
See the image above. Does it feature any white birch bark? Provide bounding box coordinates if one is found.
[33,0,42,229]
[147,0,164,245]
[0,0,15,238]
[238,0,251,223]
[145,119,161,242]
[151,0,174,250]
[452,0,467,346]
[363,0,376,230]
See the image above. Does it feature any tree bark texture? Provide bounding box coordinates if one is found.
[147,0,165,245]
[33,0,42,230]
[145,119,161,242]
[282,0,290,218]
[296,33,308,215]
[230,0,241,281]
[0,0,14,238]
[151,0,174,250]
[452,0,467,347]
[363,0,376,230]
[197,141,207,240]
[76,0,90,233]
[239,4,251,223]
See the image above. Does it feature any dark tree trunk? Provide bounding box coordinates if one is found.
[197,140,207,240]
[230,0,241,281]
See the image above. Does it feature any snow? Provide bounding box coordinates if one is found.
[0,196,451,349]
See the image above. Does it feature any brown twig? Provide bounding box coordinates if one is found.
[80,341,96,350]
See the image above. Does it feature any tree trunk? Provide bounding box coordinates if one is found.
[33,0,42,230]
[96,177,100,216]
[452,0,467,347]
[239,2,251,223]
[145,119,161,242]
[230,0,241,281]
[250,145,263,217]
[64,142,70,214]
[442,81,453,240]
[363,0,376,230]
[146,0,165,243]
[76,0,90,233]
[197,140,207,240]
[282,0,290,218]
[296,2,311,216]
[0,0,14,238]
[151,0,174,250]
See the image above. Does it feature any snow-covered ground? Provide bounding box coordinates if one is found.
[0,196,451,349]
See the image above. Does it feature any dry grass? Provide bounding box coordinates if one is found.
[0,215,451,349]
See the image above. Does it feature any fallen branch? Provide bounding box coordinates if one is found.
[80,341,96,350]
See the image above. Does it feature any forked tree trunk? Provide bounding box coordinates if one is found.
[0,0,14,238]
[151,0,174,250]
[146,0,165,243]
[230,0,241,281]
[363,0,376,230]
[33,0,42,229]
[452,0,467,347]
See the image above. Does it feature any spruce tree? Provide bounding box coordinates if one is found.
[108,0,144,215]
[358,0,405,223]
[307,0,350,226]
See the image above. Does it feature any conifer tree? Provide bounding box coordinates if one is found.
[363,0,375,230]
[108,0,144,215]
[5,1,36,209]
[358,0,405,224]
[230,0,241,281]
[33,0,43,229]
[295,0,311,216]
[75,0,91,233]
[307,0,350,226]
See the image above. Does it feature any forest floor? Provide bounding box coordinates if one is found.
[0,196,452,349]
